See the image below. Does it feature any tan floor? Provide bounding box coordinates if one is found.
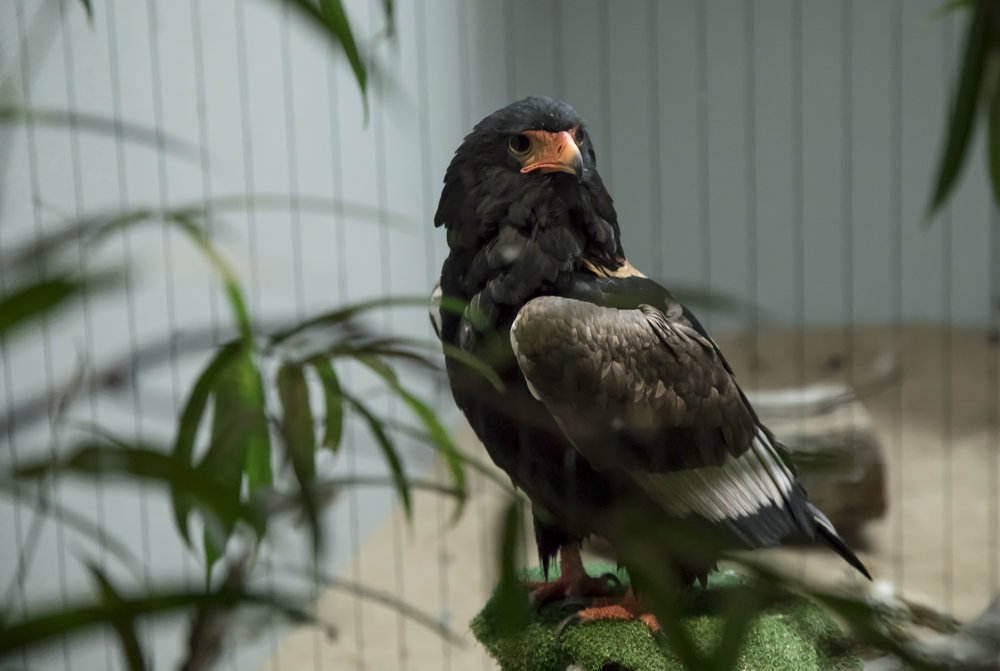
[267,323,1000,670]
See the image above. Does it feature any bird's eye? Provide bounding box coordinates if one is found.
[574,127,585,146]
[508,134,531,155]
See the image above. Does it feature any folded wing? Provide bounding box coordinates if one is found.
[510,289,839,553]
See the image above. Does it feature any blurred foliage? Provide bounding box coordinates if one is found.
[929,0,1000,216]
[0,0,471,667]
[0,106,202,162]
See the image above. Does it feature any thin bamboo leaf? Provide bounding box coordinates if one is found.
[350,353,466,516]
[0,271,117,337]
[273,562,465,645]
[379,0,394,37]
[310,359,343,452]
[0,582,309,656]
[928,0,992,216]
[239,355,272,496]
[198,193,412,228]
[270,295,440,342]
[4,194,410,273]
[340,391,411,516]
[0,482,146,586]
[630,563,708,670]
[263,475,462,519]
[277,363,320,555]
[318,0,366,95]
[0,107,200,162]
[437,294,491,332]
[85,563,147,671]
[931,0,975,19]
[13,443,265,541]
[201,354,252,498]
[78,0,94,20]
[388,386,465,519]
[277,364,316,484]
[198,345,271,576]
[707,587,762,671]
[494,501,532,635]
[380,417,511,490]
[164,216,254,342]
[989,67,1000,207]
[171,342,242,545]
[348,334,503,391]
[288,0,366,100]
[439,342,504,392]
[0,277,79,335]
[202,527,223,591]
[354,352,398,384]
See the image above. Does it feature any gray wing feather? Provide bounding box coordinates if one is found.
[511,295,812,545]
[510,295,756,472]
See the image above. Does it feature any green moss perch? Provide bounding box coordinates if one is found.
[471,563,863,671]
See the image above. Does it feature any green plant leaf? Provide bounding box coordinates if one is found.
[198,193,412,228]
[163,216,254,341]
[202,526,224,591]
[390,387,465,517]
[493,500,532,635]
[340,391,411,516]
[4,194,409,274]
[931,0,975,20]
[277,364,316,484]
[379,417,511,489]
[0,107,200,163]
[989,66,1000,207]
[318,0,366,94]
[200,346,271,495]
[310,359,344,452]
[288,0,366,100]
[0,277,79,336]
[380,0,395,37]
[270,295,438,342]
[13,443,266,543]
[439,342,504,392]
[0,580,309,657]
[707,586,763,671]
[240,361,272,496]
[85,563,147,671]
[172,342,243,545]
[0,481,145,582]
[277,363,320,555]
[198,345,271,578]
[85,212,253,340]
[927,0,992,216]
[276,563,465,644]
[0,271,118,337]
[349,353,466,516]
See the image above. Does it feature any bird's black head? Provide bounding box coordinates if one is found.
[455,96,590,183]
[435,96,621,262]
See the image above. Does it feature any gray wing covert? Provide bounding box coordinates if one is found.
[510,295,814,548]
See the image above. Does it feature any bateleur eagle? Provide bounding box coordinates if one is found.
[433,96,870,625]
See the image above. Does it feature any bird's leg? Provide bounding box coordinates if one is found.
[521,542,623,608]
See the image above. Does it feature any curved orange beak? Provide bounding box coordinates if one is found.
[519,130,584,182]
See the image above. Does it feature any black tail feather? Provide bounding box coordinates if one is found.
[810,506,872,580]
